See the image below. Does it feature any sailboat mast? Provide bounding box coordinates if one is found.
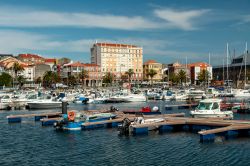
[185,56,187,85]
[226,43,229,82]
[208,53,210,88]
[245,42,248,87]
[223,59,224,82]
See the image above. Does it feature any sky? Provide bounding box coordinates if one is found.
[0,0,249,65]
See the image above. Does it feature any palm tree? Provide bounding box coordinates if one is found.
[68,75,77,86]
[78,69,89,88]
[0,72,12,86]
[169,73,179,85]
[103,72,114,86]
[12,62,24,87]
[125,69,134,83]
[198,69,210,85]
[178,70,186,85]
[35,77,42,84]
[147,69,157,85]
[17,75,26,88]
[43,71,59,88]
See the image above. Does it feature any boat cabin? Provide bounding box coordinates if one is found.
[196,99,221,111]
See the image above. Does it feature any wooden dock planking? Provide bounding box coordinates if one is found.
[198,124,250,135]
[7,112,61,118]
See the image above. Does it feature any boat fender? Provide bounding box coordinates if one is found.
[152,106,159,112]
[68,111,76,121]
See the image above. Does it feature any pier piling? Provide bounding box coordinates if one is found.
[62,102,68,114]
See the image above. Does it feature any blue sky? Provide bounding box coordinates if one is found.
[0,0,249,65]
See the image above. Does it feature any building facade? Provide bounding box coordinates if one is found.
[18,53,45,65]
[188,62,212,85]
[213,52,250,87]
[63,62,102,86]
[34,64,51,80]
[143,60,163,81]
[91,42,143,81]
[0,56,35,82]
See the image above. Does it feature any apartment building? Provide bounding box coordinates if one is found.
[91,42,143,81]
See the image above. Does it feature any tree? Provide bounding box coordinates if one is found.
[0,72,12,86]
[17,75,26,88]
[121,74,128,82]
[35,77,42,84]
[198,69,210,85]
[169,72,179,84]
[43,71,60,88]
[125,69,134,83]
[147,69,157,85]
[13,62,24,78]
[103,72,114,86]
[68,75,77,86]
[78,69,89,87]
[178,70,186,84]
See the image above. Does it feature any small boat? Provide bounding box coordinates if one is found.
[54,111,117,131]
[118,116,165,135]
[188,88,206,100]
[122,106,161,115]
[27,95,62,109]
[190,98,233,119]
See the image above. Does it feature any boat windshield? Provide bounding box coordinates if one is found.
[197,102,212,110]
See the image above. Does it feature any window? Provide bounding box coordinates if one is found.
[212,103,219,110]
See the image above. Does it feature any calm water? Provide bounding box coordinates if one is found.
[1,101,250,166]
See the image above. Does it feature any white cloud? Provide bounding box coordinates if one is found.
[0,6,211,31]
[154,8,210,30]
[0,6,159,30]
[0,30,212,64]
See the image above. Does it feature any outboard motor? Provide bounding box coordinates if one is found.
[118,118,131,136]
[110,106,119,112]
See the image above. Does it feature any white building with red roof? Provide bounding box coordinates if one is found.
[91,42,143,81]
[63,61,102,86]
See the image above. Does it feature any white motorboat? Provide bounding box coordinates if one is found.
[27,95,62,109]
[123,94,147,102]
[190,98,233,119]
[233,89,250,98]
[130,117,165,131]
[118,116,165,135]
[27,100,62,109]
[206,87,220,98]
[188,88,206,99]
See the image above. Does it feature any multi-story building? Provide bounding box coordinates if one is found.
[143,60,163,82]
[45,58,57,70]
[34,64,51,80]
[213,52,249,87]
[91,42,143,81]
[18,53,45,65]
[188,62,212,85]
[63,62,102,86]
[0,56,35,82]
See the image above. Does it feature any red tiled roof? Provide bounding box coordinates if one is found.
[95,43,138,48]
[18,54,44,59]
[188,62,210,67]
[144,60,157,65]
[45,58,56,63]
[82,63,99,67]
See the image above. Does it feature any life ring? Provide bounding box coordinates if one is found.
[68,111,76,121]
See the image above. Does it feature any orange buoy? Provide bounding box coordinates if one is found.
[68,111,76,121]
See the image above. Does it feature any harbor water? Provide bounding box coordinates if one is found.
[1,101,250,166]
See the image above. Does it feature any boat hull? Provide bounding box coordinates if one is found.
[28,102,62,109]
